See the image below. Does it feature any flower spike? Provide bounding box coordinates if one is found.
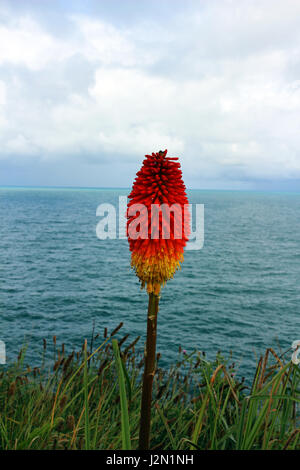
[127,150,190,294]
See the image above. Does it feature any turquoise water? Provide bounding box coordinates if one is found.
[0,187,300,376]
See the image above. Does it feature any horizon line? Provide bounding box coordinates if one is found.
[0,184,300,194]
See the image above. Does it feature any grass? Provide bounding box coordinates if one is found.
[0,323,299,450]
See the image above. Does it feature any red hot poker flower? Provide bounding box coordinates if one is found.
[127,149,190,295]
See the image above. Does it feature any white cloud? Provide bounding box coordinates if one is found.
[0,80,5,105]
[0,79,7,128]
[0,16,75,70]
[71,16,137,66]
[1,0,300,187]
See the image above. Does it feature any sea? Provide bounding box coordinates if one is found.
[0,187,299,378]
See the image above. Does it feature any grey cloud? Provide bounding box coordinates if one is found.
[1,0,300,189]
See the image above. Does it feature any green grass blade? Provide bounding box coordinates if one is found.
[112,339,131,450]
[236,399,247,449]
[155,403,176,449]
[83,339,90,450]
[190,390,209,450]
[121,357,132,402]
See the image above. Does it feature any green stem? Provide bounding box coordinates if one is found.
[139,292,160,450]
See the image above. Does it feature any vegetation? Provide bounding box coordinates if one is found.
[0,323,299,450]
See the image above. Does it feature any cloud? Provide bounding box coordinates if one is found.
[0,80,5,105]
[71,16,137,66]
[0,0,300,187]
[0,16,76,70]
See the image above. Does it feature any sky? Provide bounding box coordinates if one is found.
[0,0,300,190]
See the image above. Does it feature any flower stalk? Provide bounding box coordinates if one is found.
[139,292,160,450]
[127,149,190,450]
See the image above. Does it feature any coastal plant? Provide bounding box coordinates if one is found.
[0,327,299,450]
[112,339,131,450]
[127,149,190,449]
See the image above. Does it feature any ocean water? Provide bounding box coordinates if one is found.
[0,187,300,377]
